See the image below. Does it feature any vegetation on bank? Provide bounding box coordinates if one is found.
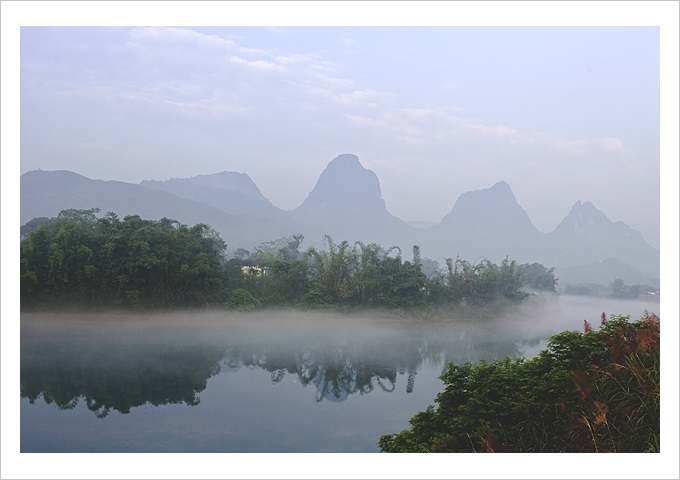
[21,209,557,311]
[21,209,227,309]
[379,312,660,453]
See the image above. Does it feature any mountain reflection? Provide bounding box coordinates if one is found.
[21,312,547,416]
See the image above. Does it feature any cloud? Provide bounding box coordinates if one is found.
[275,54,313,66]
[229,56,286,73]
[263,27,286,34]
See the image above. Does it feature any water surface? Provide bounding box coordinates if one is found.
[20,295,659,452]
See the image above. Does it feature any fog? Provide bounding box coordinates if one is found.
[21,295,661,402]
[21,294,660,354]
[18,294,663,458]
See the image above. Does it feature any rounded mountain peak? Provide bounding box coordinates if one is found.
[293,153,389,224]
[325,153,364,171]
[302,154,382,206]
[439,181,537,233]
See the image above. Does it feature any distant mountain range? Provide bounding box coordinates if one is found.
[20,154,659,285]
[554,258,659,289]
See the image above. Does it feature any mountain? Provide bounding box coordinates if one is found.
[554,258,660,288]
[290,154,418,248]
[425,181,542,263]
[20,170,295,252]
[544,201,659,279]
[20,157,659,285]
[140,172,289,223]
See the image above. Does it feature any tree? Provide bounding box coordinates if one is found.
[21,217,57,240]
[610,278,627,298]
[224,288,261,311]
[519,263,558,292]
[21,210,228,309]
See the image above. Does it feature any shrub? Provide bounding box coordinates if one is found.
[224,288,261,311]
[299,282,336,309]
[379,312,660,453]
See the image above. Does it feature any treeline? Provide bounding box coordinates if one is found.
[20,210,557,311]
[21,209,227,309]
[379,312,660,453]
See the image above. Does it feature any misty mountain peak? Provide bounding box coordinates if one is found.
[325,153,365,172]
[290,154,414,244]
[297,154,384,211]
[141,171,264,200]
[549,199,657,278]
[558,200,614,235]
[139,170,286,221]
[490,180,512,192]
[438,181,537,233]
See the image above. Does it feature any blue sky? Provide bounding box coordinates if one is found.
[17,24,663,248]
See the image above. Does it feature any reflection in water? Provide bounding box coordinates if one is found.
[20,305,577,415]
[21,329,225,418]
[21,296,659,418]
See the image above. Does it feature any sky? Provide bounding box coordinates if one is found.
[17,23,665,248]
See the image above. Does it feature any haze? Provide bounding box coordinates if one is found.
[18,24,661,248]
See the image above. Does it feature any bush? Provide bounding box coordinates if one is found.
[379,312,660,453]
[299,282,336,309]
[224,288,261,311]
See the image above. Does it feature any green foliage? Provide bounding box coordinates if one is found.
[609,277,641,299]
[519,262,557,292]
[20,216,59,240]
[304,236,427,308]
[379,312,660,453]
[299,282,336,309]
[21,209,228,309]
[224,288,261,311]
[21,217,534,313]
[251,234,305,263]
[426,256,529,308]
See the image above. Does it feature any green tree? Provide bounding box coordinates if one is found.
[610,278,627,298]
[224,288,261,311]
[519,263,558,292]
[21,210,228,309]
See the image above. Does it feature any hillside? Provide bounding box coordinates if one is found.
[21,170,295,252]
[140,171,291,224]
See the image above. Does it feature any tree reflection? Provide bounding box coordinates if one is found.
[21,332,225,418]
[21,314,545,414]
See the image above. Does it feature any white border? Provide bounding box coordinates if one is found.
[2,2,678,479]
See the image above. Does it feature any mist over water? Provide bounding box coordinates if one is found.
[20,295,660,452]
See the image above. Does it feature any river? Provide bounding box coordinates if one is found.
[20,295,659,454]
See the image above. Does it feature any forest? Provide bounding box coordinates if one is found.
[20,209,557,311]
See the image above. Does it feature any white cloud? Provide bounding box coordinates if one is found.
[263,27,286,34]
[275,54,313,66]
[229,55,285,73]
